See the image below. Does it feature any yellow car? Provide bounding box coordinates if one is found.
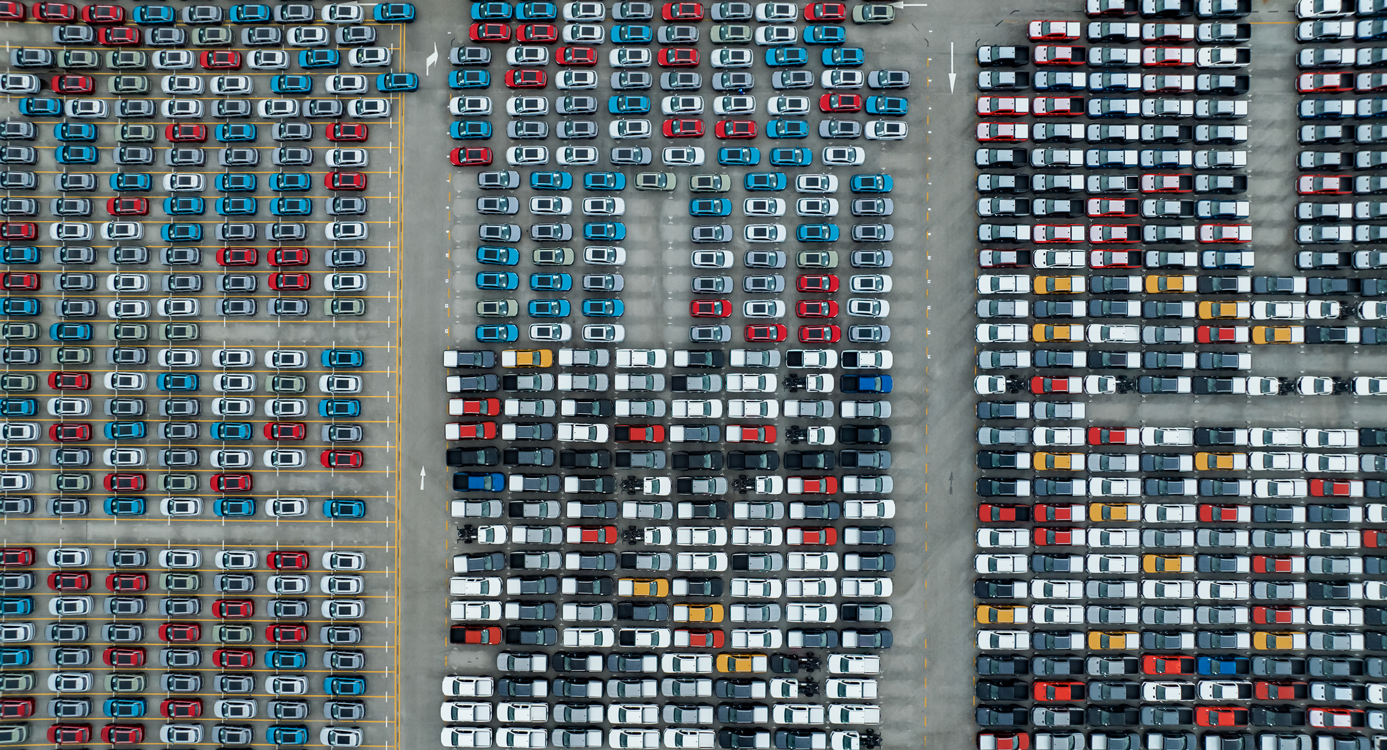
[1089,502,1138,522]
[618,578,669,597]
[1034,452,1085,471]
[1252,325,1305,344]
[501,349,553,367]
[1032,324,1084,342]
[1198,300,1250,319]
[716,653,768,673]
[674,603,724,623]
[1195,452,1247,471]
[1087,631,1138,650]
[977,605,1027,624]
[1145,275,1195,294]
[1253,632,1306,650]
[1034,275,1085,294]
[1142,554,1194,573]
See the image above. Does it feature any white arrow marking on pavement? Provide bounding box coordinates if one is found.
[948,42,955,93]
[426,43,438,75]
[420,466,427,490]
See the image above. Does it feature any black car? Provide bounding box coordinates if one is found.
[715,679,763,698]
[784,451,834,470]
[678,578,723,597]
[789,629,838,648]
[566,399,614,417]
[505,626,557,646]
[497,678,546,697]
[553,677,599,697]
[775,731,825,750]
[676,350,725,368]
[1250,708,1306,727]
[566,577,614,596]
[555,652,601,672]
[720,730,770,750]
[978,656,1030,676]
[673,451,724,470]
[510,576,558,595]
[976,681,1028,701]
[716,703,767,724]
[561,449,611,469]
[616,603,669,621]
[728,451,779,470]
[840,450,889,469]
[975,705,1027,727]
[974,579,1022,599]
[1088,705,1141,727]
[447,447,500,467]
[448,350,495,368]
[504,448,556,467]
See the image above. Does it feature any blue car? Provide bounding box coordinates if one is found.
[320,399,362,418]
[267,650,308,669]
[1,299,39,316]
[850,174,893,193]
[866,96,908,115]
[805,24,845,44]
[104,422,146,440]
[745,172,787,191]
[766,47,808,66]
[103,699,146,718]
[584,172,626,190]
[379,72,419,91]
[531,172,573,190]
[841,374,892,393]
[157,373,198,391]
[164,197,205,215]
[105,497,145,517]
[823,47,865,66]
[374,1,416,20]
[470,1,512,19]
[0,648,31,667]
[133,4,176,22]
[299,50,340,68]
[476,324,520,342]
[50,323,91,342]
[516,0,556,19]
[770,147,812,166]
[270,197,312,216]
[217,173,257,192]
[612,24,652,43]
[528,299,571,317]
[212,422,253,440]
[798,224,840,242]
[326,676,368,696]
[454,472,505,492]
[0,399,34,417]
[228,3,271,22]
[690,198,732,216]
[1,247,38,264]
[269,727,310,746]
[719,147,762,166]
[584,222,626,241]
[768,119,809,138]
[1196,655,1250,676]
[477,271,520,290]
[477,246,519,265]
[215,498,256,517]
[608,94,651,114]
[216,123,257,142]
[110,173,151,192]
[54,123,97,141]
[530,273,572,291]
[450,70,491,89]
[0,597,31,616]
[325,498,367,518]
[582,299,624,317]
[451,121,493,140]
[56,145,98,164]
[271,74,313,93]
[270,173,310,191]
[19,98,60,116]
[216,197,258,216]
[322,349,365,368]
[162,224,203,242]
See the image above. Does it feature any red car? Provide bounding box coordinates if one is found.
[101,726,143,745]
[796,300,838,318]
[1087,427,1137,445]
[0,272,38,290]
[1030,376,1080,394]
[330,172,368,190]
[265,422,307,440]
[103,647,146,667]
[98,26,139,44]
[0,699,33,718]
[506,69,548,88]
[107,573,148,593]
[662,1,703,20]
[1090,250,1140,268]
[0,224,36,240]
[1034,504,1080,522]
[691,299,732,317]
[455,398,502,416]
[213,474,253,492]
[50,75,94,94]
[213,649,255,668]
[726,424,776,443]
[791,476,838,494]
[1254,681,1307,701]
[271,247,311,267]
[200,50,242,69]
[328,123,369,142]
[1253,606,1305,624]
[798,325,840,343]
[1033,682,1084,702]
[322,450,365,468]
[574,525,618,544]
[659,47,700,66]
[165,123,207,142]
[51,423,91,442]
[0,548,33,566]
[1196,325,1248,343]
[217,247,258,266]
[664,118,705,137]
[1033,527,1079,546]
[50,725,93,744]
[744,324,787,342]
[804,2,845,20]
[161,699,202,719]
[269,273,311,291]
[518,23,558,41]
[447,422,498,440]
[48,571,90,591]
[158,623,201,642]
[1252,555,1304,574]
[469,21,511,41]
[34,2,73,20]
[213,599,254,618]
[797,274,839,292]
[80,2,122,21]
[47,372,90,390]
[106,197,148,216]
[559,46,597,65]
[820,93,862,112]
[790,527,837,545]
[1311,478,1361,496]
[1196,707,1248,728]
[677,629,725,648]
[103,473,146,492]
[1142,655,1195,675]
[451,626,503,645]
[1198,504,1249,523]
[269,551,310,570]
[716,120,757,139]
[450,147,494,166]
[268,623,309,643]
[979,504,1029,523]
[615,424,666,443]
